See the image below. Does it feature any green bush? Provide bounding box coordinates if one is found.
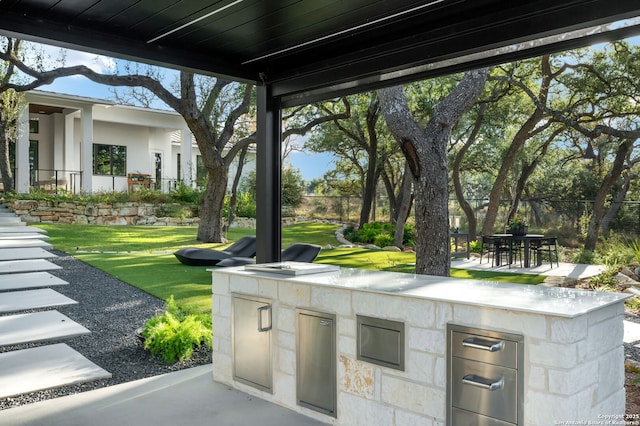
[235,192,257,218]
[6,187,196,206]
[469,240,483,253]
[170,182,204,205]
[586,266,619,292]
[241,167,305,209]
[592,234,638,266]
[374,233,394,248]
[343,222,415,247]
[572,249,595,264]
[141,296,212,364]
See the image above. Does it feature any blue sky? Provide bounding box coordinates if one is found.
[33,47,333,182]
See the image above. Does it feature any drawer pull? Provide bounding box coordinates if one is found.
[462,337,504,352]
[462,374,504,391]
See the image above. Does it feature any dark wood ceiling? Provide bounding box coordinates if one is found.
[1,0,640,106]
[29,104,65,115]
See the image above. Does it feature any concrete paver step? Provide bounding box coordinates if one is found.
[0,343,111,399]
[0,310,90,347]
[0,226,46,234]
[0,239,52,249]
[624,320,640,345]
[0,247,57,261]
[0,233,50,240]
[0,259,61,274]
[0,217,23,224]
[0,271,68,291]
[0,288,77,314]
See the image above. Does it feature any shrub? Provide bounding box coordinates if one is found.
[141,296,212,364]
[374,233,394,248]
[572,249,595,264]
[469,240,483,253]
[342,222,414,247]
[592,234,637,266]
[170,182,204,205]
[236,192,257,218]
[586,266,619,292]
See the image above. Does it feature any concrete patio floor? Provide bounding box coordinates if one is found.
[0,365,326,426]
[451,256,606,280]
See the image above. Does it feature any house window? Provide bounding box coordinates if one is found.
[176,153,181,182]
[9,140,38,173]
[93,144,126,176]
[29,119,39,134]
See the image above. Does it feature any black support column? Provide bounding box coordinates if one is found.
[255,84,282,263]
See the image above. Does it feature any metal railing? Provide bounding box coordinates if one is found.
[30,169,82,194]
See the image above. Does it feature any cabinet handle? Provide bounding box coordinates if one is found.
[462,374,503,391]
[462,337,504,352]
[257,305,271,332]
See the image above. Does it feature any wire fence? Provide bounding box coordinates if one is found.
[293,195,640,236]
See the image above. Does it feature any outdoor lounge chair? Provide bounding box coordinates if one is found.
[216,243,322,267]
[173,236,256,266]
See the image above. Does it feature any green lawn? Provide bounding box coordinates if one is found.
[39,222,545,313]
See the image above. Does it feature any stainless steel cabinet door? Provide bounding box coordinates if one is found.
[297,309,336,417]
[232,295,272,392]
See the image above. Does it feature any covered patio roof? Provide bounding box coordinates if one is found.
[2,0,640,261]
[2,1,640,106]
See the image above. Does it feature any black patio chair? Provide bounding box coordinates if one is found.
[536,237,559,268]
[216,243,322,267]
[173,236,256,266]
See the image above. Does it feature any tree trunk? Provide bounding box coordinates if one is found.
[359,159,377,226]
[601,171,631,238]
[0,92,16,193]
[0,124,12,192]
[225,145,248,231]
[380,168,398,222]
[378,69,488,276]
[197,163,229,242]
[358,97,380,227]
[584,139,634,250]
[393,164,413,248]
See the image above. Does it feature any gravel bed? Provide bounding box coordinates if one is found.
[0,251,211,411]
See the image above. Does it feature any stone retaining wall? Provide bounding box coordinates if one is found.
[8,199,304,228]
[9,199,198,226]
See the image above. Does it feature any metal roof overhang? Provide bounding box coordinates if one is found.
[1,1,640,107]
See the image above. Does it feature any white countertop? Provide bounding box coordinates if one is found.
[212,263,629,318]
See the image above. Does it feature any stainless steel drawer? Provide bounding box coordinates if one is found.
[451,357,518,424]
[451,330,518,368]
[452,407,515,426]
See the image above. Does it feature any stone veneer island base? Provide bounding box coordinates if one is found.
[211,263,628,426]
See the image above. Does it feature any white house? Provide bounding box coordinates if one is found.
[15,90,254,194]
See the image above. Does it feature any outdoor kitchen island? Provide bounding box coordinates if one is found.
[211,263,629,426]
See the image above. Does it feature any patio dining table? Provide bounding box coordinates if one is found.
[491,233,544,268]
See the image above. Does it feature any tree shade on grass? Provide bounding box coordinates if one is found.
[75,253,213,312]
[40,222,545,313]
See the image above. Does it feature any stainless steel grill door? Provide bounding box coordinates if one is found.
[232,295,272,392]
[297,309,336,417]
